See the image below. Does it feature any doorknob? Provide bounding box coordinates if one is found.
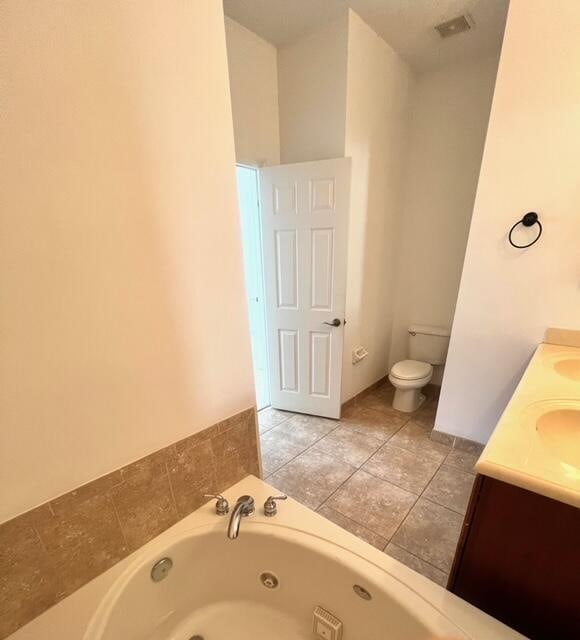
[323,318,341,327]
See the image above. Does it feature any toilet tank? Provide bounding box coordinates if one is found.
[408,324,450,365]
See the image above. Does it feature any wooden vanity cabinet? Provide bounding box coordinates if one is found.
[448,475,580,639]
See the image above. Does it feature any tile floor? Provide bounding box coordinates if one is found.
[259,383,482,587]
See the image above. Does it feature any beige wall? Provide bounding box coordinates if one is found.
[390,55,499,382]
[275,10,412,401]
[341,11,412,401]
[437,0,580,442]
[278,13,348,164]
[0,0,254,523]
[224,17,280,165]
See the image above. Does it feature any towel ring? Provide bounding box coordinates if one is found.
[508,212,542,249]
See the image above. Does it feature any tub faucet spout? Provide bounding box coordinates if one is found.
[227,495,255,539]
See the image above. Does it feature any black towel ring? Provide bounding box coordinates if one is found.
[508,212,542,249]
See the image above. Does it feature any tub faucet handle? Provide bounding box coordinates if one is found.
[263,494,287,517]
[204,494,229,516]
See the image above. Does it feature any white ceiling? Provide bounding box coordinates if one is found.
[223,0,346,48]
[223,0,509,72]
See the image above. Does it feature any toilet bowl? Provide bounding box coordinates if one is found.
[389,359,433,412]
[390,324,450,413]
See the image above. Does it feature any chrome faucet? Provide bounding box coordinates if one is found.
[227,495,255,539]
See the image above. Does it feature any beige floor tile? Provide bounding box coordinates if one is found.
[444,449,478,474]
[385,543,448,587]
[317,505,387,550]
[326,470,416,539]
[292,413,339,433]
[413,400,438,429]
[388,421,450,463]
[422,465,475,515]
[266,415,335,449]
[341,405,407,441]
[286,413,338,435]
[311,426,384,467]
[362,443,441,495]
[258,420,275,434]
[260,431,306,477]
[267,449,355,510]
[368,383,395,403]
[258,407,294,431]
[454,437,485,456]
[391,498,463,573]
[358,391,403,418]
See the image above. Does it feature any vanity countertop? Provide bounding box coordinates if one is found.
[475,342,580,508]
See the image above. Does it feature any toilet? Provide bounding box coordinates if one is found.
[389,324,450,413]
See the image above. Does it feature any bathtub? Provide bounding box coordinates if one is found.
[11,476,524,640]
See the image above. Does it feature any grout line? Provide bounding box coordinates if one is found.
[316,463,359,511]
[385,542,449,579]
[389,432,451,462]
[385,444,449,544]
[164,459,179,517]
[388,477,466,566]
[442,462,477,476]
[32,525,49,555]
[320,466,416,545]
[420,495,469,518]
[108,492,130,551]
[258,424,276,435]
[311,420,414,524]
[359,459,441,499]
[316,503,388,545]
[262,418,343,477]
[265,406,412,507]
[373,438,444,464]
[258,414,293,433]
[384,492,422,551]
[261,395,461,585]
[275,413,377,504]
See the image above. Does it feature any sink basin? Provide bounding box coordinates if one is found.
[553,358,580,381]
[536,408,580,468]
[478,343,580,508]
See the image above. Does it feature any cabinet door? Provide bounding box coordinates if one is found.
[449,476,580,639]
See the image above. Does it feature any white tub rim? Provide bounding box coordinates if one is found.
[84,518,469,640]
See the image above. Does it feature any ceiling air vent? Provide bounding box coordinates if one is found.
[434,15,474,38]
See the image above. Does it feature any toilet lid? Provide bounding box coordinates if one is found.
[391,359,432,381]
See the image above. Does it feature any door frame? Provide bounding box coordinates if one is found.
[236,162,271,411]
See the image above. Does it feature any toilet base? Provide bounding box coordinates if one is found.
[392,388,426,413]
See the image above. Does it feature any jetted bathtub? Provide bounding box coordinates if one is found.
[83,477,522,640]
[11,476,524,640]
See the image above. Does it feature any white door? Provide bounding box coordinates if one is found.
[259,158,350,419]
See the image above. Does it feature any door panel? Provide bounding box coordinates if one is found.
[278,329,299,392]
[311,228,334,310]
[273,183,297,216]
[260,158,350,418]
[310,331,331,397]
[274,230,298,309]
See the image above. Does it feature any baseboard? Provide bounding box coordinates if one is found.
[340,375,389,413]
[430,429,485,456]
